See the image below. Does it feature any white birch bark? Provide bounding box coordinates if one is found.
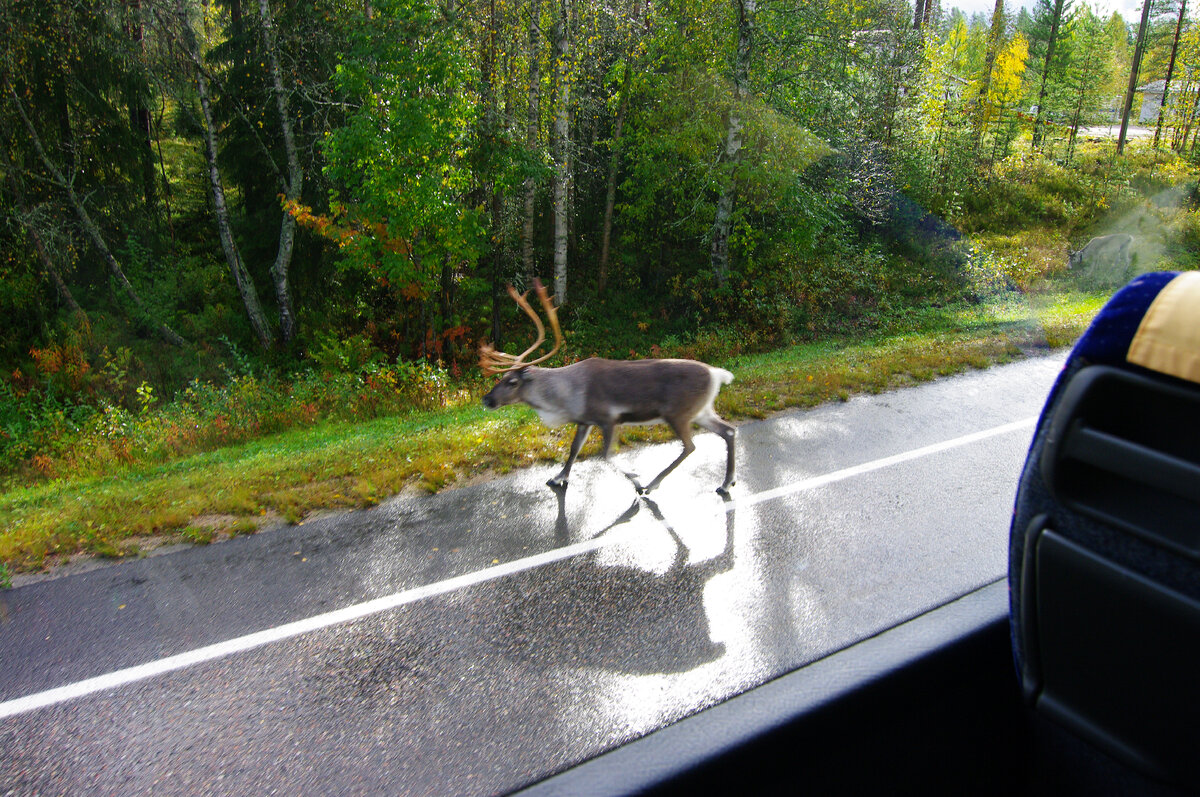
[552,1,570,305]
[258,0,301,344]
[709,0,754,285]
[176,0,274,349]
[523,0,541,286]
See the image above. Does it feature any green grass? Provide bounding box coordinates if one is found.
[0,289,1106,576]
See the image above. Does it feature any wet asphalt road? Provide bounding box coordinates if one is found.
[0,353,1065,795]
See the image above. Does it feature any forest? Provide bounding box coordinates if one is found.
[3,0,1200,500]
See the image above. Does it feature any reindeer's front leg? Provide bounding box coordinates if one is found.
[638,420,696,494]
[548,423,592,489]
[599,423,645,490]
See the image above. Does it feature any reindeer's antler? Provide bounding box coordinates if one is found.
[479,277,563,375]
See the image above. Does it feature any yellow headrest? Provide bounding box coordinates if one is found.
[1127,271,1200,384]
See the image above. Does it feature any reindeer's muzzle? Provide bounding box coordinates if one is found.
[482,392,497,409]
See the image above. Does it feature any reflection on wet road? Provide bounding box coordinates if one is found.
[0,355,1064,795]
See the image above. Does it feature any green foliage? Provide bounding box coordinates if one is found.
[0,354,462,486]
[182,525,215,545]
[3,0,1198,520]
[308,331,386,374]
[1021,0,1077,130]
[960,155,1107,232]
[323,0,484,295]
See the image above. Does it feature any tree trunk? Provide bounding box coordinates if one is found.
[123,0,157,212]
[197,79,275,349]
[176,0,274,349]
[972,0,1004,162]
[7,87,184,346]
[551,0,570,306]
[51,74,76,176]
[1,147,85,318]
[1154,0,1187,148]
[1118,0,1153,155]
[1066,67,1090,166]
[1186,86,1200,151]
[1174,84,1194,150]
[523,0,542,287]
[597,75,629,295]
[35,228,85,317]
[479,0,503,346]
[1031,0,1066,149]
[441,254,455,359]
[597,0,645,295]
[710,0,754,285]
[258,0,301,344]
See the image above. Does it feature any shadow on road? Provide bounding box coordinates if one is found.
[471,492,737,675]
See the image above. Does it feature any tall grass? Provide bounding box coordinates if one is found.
[2,360,468,487]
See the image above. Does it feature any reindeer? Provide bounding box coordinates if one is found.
[1068,233,1134,271]
[480,279,737,494]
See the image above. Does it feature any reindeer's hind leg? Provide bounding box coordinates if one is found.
[549,423,592,489]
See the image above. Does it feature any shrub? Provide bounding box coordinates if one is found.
[0,349,468,485]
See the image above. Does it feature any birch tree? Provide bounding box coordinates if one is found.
[598,0,646,295]
[257,0,301,344]
[971,0,1006,162]
[1061,7,1110,164]
[171,0,275,349]
[710,0,754,286]
[522,0,543,288]
[551,0,571,305]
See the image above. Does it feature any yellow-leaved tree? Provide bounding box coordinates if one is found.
[975,33,1029,167]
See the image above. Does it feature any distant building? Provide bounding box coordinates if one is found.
[1138,79,1167,124]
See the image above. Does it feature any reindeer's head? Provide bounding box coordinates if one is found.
[480,278,562,409]
[481,367,531,409]
[1067,246,1082,268]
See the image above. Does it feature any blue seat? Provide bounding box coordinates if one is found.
[1010,271,1200,793]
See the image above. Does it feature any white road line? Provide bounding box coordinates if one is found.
[0,415,1038,721]
[0,531,632,722]
[728,416,1038,511]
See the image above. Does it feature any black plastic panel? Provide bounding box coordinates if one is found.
[1041,366,1200,560]
[1034,530,1200,785]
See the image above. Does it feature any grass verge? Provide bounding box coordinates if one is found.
[0,289,1106,576]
